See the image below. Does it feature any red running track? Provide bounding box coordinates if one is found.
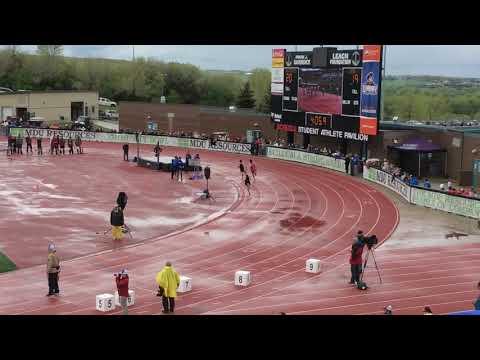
[4,139,466,315]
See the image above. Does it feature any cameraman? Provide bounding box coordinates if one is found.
[115,269,129,315]
[349,231,365,285]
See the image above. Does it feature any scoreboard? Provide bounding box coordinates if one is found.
[283,68,299,111]
[341,68,362,116]
[271,46,382,142]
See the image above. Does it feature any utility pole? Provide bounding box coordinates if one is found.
[381,45,387,121]
[132,45,136,98]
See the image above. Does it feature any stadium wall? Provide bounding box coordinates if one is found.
[118,102,276,140]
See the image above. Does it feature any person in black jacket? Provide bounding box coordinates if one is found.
[117,192,128,211]
[26,134,33,154]
[344,155,351,174]
[123,143,129,161]
[110,205,125,240]
[37,137,43,155]
[67,137,74,155]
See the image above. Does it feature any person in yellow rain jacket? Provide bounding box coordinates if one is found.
[156,262,180,314]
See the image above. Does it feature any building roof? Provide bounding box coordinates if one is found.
[0,90,98,96]
[380,121,480,133]
[389,137,445,152]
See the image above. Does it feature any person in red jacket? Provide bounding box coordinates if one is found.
[249,159,257,181]
[349,231,366,285]
[115,269,129,315]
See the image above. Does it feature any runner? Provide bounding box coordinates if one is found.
[249,159,257,181]
[75,135,82,154]
[26,134,33,154]
[239,160,245,180]
[50,136,55,155]
[55,135,61,155]
[67,137,74,154]
[245,174,251,196]
[37,136,43,155]
[59,136,66,155]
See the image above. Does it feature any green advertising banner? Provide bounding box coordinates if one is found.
[410,187,480,219]
[266,146,345,172]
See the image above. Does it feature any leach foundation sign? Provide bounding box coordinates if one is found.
[266,146,344,172]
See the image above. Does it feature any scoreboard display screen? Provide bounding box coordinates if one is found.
[341,67,362,116]
[271,46,382,141]
[283,68,299,111]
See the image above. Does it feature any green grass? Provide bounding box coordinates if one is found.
[0,252,17,273]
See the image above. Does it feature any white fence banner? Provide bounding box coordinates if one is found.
[363,166,411,202]
[9,128,251,155]
[410,187,480,219]
[266,146,345,172]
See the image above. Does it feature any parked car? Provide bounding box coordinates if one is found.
[73,116,92,131]
[99,97,117,107]
[104,110,119,120]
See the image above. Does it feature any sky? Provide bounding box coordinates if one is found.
[4,45,480,78]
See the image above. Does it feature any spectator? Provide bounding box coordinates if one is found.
[423,179,431,189]
[439,183,445,191]
[384,305,393,315]
[410,176,418,186]
[344,154,351,174]
[447,180,452,189]
[156,261,181,314]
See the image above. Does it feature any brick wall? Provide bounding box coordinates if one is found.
[119,102,276,140]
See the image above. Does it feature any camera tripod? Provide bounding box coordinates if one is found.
[360,246,382,284]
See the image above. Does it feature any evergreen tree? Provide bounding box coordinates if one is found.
[236,81,255,109]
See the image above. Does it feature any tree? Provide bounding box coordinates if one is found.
[249,68,271,109]
[37,45,64,57]
[257,84,271,113]
[236,81,255,109]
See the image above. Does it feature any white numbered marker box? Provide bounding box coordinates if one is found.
[235,271,252,286]
[306,259,321,273]
[114,290,135,307]
[177,276,192,293]
[96,293,115,312]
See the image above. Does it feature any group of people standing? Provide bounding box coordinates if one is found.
[50,134,83,155]
[171,156,186,181]
[7,133,83,156]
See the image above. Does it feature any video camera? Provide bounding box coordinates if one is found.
[362,235,378,250]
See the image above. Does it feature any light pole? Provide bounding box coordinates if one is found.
[132,45,136,97]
